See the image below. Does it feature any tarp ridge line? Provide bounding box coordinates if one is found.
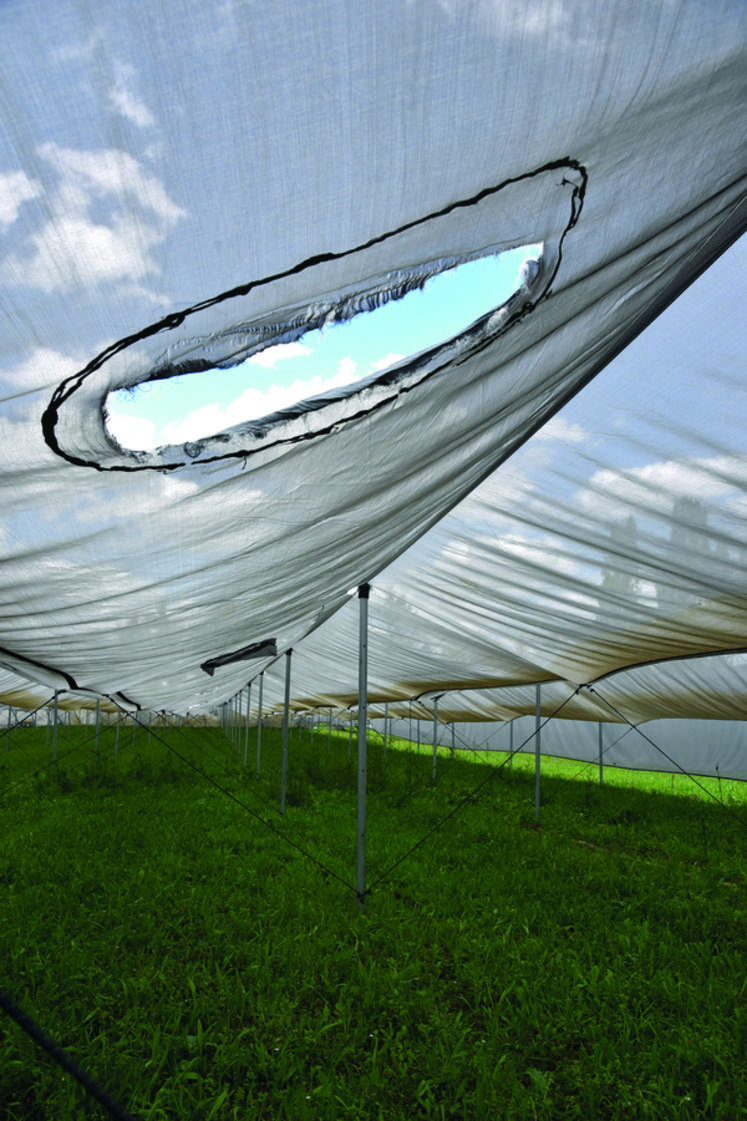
[0,647,79,691]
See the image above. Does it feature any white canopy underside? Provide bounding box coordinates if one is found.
[1,1,745,774]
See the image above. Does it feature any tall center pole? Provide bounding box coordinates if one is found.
[52,692,59,766]
[244,682,252,766]
[431,696,439,786]
[598,721,604,786]
[535,684,542,819]
[256,671,264,780]
[356,584,370,913]
[280,649,292,814]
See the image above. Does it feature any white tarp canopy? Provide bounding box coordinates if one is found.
[0,2,745,751]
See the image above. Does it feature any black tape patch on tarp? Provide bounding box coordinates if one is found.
[201,638,278,676]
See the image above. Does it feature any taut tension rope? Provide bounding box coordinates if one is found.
[366,685,582,895]
[583,684,747,830]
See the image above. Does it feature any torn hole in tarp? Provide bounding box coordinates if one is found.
[42,158,586,473]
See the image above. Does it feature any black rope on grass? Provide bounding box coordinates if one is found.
[125,707,359,897]
[367,685,583,894]
[0,988,142,1121]
[583,684,747,830]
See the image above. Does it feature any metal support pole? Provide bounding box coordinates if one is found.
[451,721,455,760]
[280,650,292,814]
[95,699,100,757]
[383,701,388,760]
[535,685,541,819]
[6,704,11,754]
[356,584,370,912]
[598,721,604,786]
[115,713,120,757]
[130,713,136,749]
[244,682,251,766]
[328,708,332,754]
[509,718,514,771]
[256,672,263,780]
[431,697,439,786]
[348,709,353,759]
[52,692,58,766]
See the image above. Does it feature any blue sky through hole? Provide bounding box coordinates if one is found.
[107,245,541,451]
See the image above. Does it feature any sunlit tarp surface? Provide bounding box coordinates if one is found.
[0,2,745,725]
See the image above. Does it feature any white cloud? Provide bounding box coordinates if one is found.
[338,356,357,379]
[131,367,360,449]
[71,471,200,522]
[534,415,587,443]
[106,413,157,452]
[1,347,83,393]
[0,170,41,231]
[109,63,155,129]
[51,29,102,63]
[39,143,183,223]
[369,353,405,374]
[21,214,160,290]
[159,403,226,447]
[247,342,312,369]
[577,455,747,521]
[3,144,186,294]
[478,0,569,35]
[53,38,155,130]
[493,531,586,580]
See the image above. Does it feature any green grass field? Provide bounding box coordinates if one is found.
[1,717,746,1120]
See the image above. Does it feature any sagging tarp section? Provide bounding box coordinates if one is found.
[0,2,745,717]
[252,240,746,718]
